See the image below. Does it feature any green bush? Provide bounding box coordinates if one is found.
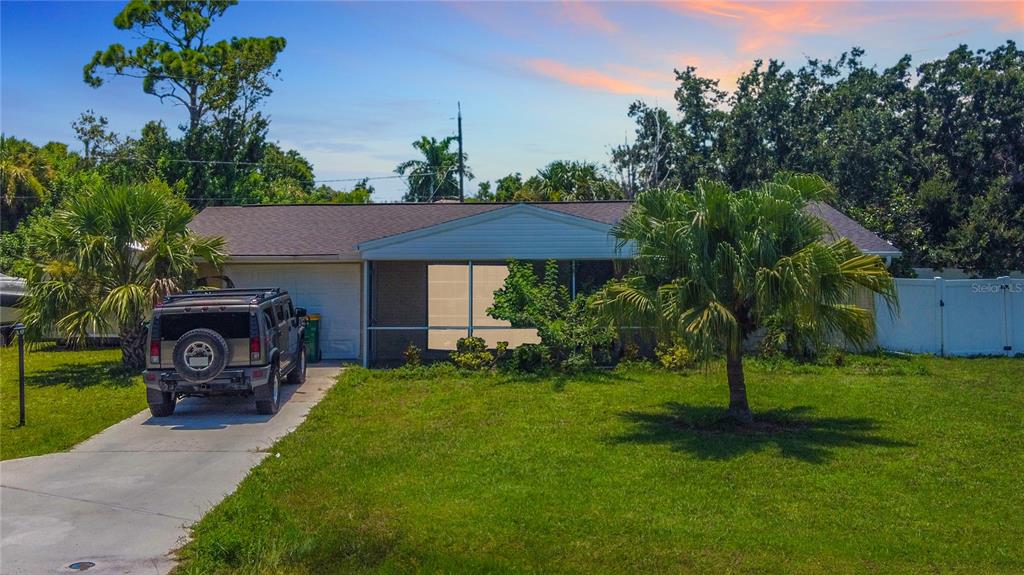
[451,336,493,371]
[402,342,421,367]
[561,352,594,374]
[494,341,509,364]
[506,343,550,373]
[488,259,613,371]
[655,339,695,371]
[621,342,641,361]
[821,347,847,367]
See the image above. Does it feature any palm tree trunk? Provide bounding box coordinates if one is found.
[726,346,753,424]
[120,323,147,370]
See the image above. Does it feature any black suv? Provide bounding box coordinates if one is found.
[143,288,307,416]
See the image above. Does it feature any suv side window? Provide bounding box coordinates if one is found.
[262,308,275,330]
[274,301,288,324]
[287,300,295,318]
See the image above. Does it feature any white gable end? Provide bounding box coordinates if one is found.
[358,204,632,261]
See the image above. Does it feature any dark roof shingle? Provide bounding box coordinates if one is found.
[805,201,899,254]
[189,200,897,258]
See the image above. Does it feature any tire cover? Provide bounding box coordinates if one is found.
[172,328,231,383]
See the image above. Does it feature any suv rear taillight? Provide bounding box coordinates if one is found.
[249,311,261,362]
[149,316,162,365]
[150,339,161,365]
[250,337,261,362]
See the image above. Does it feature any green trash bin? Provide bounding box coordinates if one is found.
[303,313,322,363]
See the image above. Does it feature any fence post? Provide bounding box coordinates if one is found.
[998,276,1011,356]
[935,277,946,357]
[14,322,26,426]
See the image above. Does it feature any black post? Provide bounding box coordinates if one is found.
[15,322,25,426]
[457,101,464,202]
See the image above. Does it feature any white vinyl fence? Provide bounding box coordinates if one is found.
[875,277,1023,356]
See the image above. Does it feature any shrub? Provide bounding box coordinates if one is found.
[451,336,493,371]
[506,343,550,373]
[488,259,613,371]
[457,336,487,353]
[622,342,641,361]
[494,341,509,364]
[821,347,847,367]
[561,352,594,374]
[402,342,421,367]
[655,339,695,371]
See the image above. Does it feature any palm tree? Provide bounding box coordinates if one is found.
[537,160,623,201]
[21,181,226,369]
[1,136,54,231]
[395,136,472,202]
[593,174,897,423]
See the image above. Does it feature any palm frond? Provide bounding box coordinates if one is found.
[593,173,898,362]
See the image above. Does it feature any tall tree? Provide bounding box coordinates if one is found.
[395,136,472,202]
[482,162,623,202]
[325,179,374,204]
[1,137,55,231]
[84,0,286,133]
[83,0,288,206]
[612,42,1024,274]
[593,174,896,423]
[72,110,119,163]
[536,160,623,201]
[20,181,225,368]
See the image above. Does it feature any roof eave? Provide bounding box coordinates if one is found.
[222,254,360,264]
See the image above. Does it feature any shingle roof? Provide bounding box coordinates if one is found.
[805,201,899,254]
[189,200,898,258]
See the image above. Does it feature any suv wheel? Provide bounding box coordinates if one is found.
[255,364,281,415]
[147,388,177,417]
[172,328,230,383]
[287,346,307,385]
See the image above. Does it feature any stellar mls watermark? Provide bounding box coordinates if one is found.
[972,283,1023,293]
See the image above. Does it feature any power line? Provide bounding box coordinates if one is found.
[5,165,460,201]
[45,153,445,184]
[427,165,457,202]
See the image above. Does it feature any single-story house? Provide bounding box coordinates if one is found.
[189,201,900,366]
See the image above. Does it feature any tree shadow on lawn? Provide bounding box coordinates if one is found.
[24,363,137,390]
[613,402,912,464]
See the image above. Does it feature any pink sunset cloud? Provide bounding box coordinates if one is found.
[556,0,619,34]
[662,1,842,54]
[522,58,663,96]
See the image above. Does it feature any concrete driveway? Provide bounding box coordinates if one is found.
[1,362,341,575]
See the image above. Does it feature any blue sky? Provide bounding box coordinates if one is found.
[2,1,1021,201]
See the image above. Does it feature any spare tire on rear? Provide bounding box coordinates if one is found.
[172,328,230,383]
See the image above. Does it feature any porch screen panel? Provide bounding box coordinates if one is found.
[427,265,468,350]
[471,264,541,348]
[426,263,540,350]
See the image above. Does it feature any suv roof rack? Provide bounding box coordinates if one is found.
[162,287,287,305]
[186,287,282,296]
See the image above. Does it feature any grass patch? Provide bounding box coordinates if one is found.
[1,343,146,460]
[177,356,1023,574]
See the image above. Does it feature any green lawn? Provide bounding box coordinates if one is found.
[177,356,1023,574]
[1,344,146,460]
